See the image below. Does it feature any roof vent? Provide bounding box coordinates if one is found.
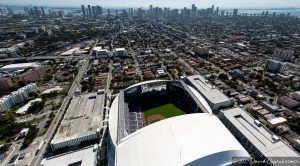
[254,120,261,127]
[271,135,280,142]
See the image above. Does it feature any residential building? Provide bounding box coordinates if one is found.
[0,47,19,59]
[265,59,285,73]
[232,69,244,78]
[265,114,287,128]
[260,101,280,112]
[0,77,13,92]
[18,67,46,83]
[94,47,111,58]
[277,96,300,109]
[194,46,209,55]
[0,83,37,112]
[273,49,294,62]
[113,48,128,57]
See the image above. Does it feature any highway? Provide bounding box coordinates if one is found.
[30,40,97,166]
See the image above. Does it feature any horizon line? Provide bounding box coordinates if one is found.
[1,3,300,10]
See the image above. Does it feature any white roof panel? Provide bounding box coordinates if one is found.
[0,62,39,69]
[116,113,249,166]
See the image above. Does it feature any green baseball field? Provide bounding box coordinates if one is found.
[143,103,186,125]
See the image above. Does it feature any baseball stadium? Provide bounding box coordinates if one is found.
[108,78,250,166]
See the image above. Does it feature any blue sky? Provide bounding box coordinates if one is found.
[1,0,300,8]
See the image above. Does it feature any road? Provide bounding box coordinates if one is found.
[30,40,97,166]
[1,145,16,165]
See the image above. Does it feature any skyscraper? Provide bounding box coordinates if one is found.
[33,6,41,17]
[211,5,215,14]
[23,7,28,15]
[107,9,111,17]
[221,11,225,16]
[88,5,92,17]
[41,6,46,16]
[81,5,86,17]
[215,7,219,16]
[233,9,238,16]
[58,10,64,19]
[92,6,96,18]
[96,5,102,16]
[265,11,269,17]
[192,4,197,13]
[150,5,153,16]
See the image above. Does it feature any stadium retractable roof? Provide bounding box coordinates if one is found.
[115,113,250,166]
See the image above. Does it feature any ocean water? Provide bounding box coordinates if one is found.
[0,6,81,14]
[238,8,300,17]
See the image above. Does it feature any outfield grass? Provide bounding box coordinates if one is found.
[143,103,186,123]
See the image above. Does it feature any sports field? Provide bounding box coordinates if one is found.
[143,103,186,125]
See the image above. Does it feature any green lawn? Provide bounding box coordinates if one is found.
[144,103,186,122]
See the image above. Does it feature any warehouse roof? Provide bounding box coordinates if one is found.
[221,107,300,158]
[51,93,103,144]
[185,75,232,104]
[0,62,40,71]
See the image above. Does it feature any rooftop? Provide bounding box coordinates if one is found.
[51,93,103,144]
[115,48,126,51]
[41,146,96,166]
[185,75,231,104]
[116,113,249,166]
[0,62,40,70]
[221,107,299,157]
[267,116,287,125]
[60,47,79,56]
[93,46,102,51]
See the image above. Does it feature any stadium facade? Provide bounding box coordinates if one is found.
[108,80,250,166]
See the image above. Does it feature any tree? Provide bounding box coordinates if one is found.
[0,143,9,153]
[226,91,231,97]
[27,100,45,114]
[43,74,53,82]
[246,107,259,119]
[22,126,38,148]
[52,101,62,110]
[218,73,229,81]
[28,92,38,99]
[49,112,55,119]
[44,119,52,128]
[255,74,262,80]
[288,117,300,134]
[231,77,237,82]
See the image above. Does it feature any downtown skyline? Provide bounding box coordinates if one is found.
[1,0,300,8]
